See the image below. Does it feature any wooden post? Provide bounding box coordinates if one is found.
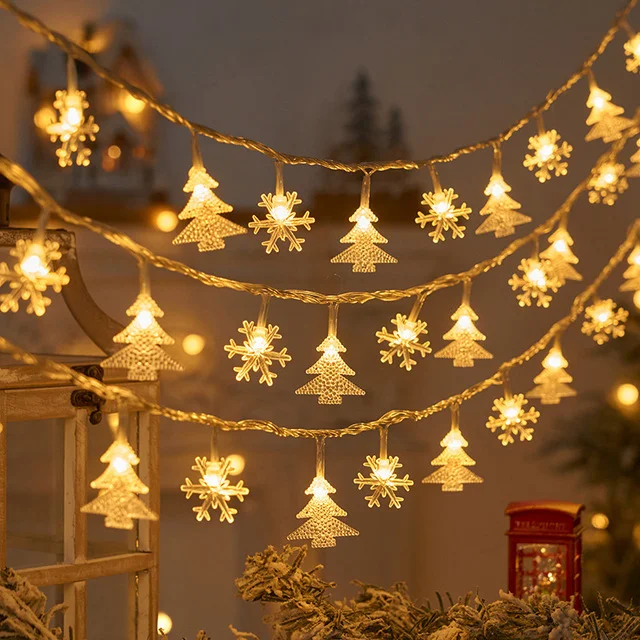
[0,391,7,568]
[63,409,88,640]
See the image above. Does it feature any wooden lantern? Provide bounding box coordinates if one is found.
[505,501,584,604]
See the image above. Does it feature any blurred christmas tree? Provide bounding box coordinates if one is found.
[542,309,640,606]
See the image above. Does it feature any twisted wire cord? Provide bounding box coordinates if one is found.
[0,217,635,439]
[0,125,636,307]
[0,0,636,172]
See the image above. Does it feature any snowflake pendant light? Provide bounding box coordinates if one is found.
[331,172,397,272]
[354,428,413,508]
[224,294,291,385]
[508,242,561,308]
[523,114,572,183]
[415,165,471,242]
[422,404,483,492]
[249,161,315,253]
[376,293,431,370]
[581,298,628,345]
[288,438,359,548]
[587,159,628,206]
[623,21,640,73]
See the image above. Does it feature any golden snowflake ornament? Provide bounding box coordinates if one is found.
[435,302,493,367]
[539,227,582,285]
[581,299,628,345]
[288,475,359,548]
[250,191,315,253]
[181,456,249,524]
[81,439,157,530]
[46,89,99,167]
[422,409,483,492]
[628,140,640,178]
[376,313,431,371]
[624,32,640,73]
[509,257,560,308]
[585,83,634,143]
[527,343,576,405]
[620,244,640,292]
[486,393,540,446]
[476,172,531,238]
[173,165,246,251]
[523,129,572,183]
[354,455,413,508]
[415,187,471,243]
[224,320,291,385]
[0,238,69,317]
[588,161,628,206]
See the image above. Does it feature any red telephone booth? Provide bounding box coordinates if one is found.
[506,501,584,605]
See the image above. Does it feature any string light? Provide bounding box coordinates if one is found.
[591,513,610,530]
[81,418,158,530]
[476,146,531,238]
[615,382,639,407]
[296,304,365,404]
[587,159,628,205]
[157,612,173,635]
[581,298,628,344]
[620,243,640,293]
[102,263,183,380]
[585,73,634,143]
[173,132,246,251]
[539,222,582,285]
[415,165,471,242]
[249,162,315,253]
[435,280,493,367]
[288,438,358,548]
[182,333,206,355]
[422,404,483,492]
[181,428,249,523]
[509,244,560,308]
[46,56,99,167]
[487,371,540,446]
[224,294,291,385]
[376,293,431,371]
[527,337,576,405]
[523,115,572,183]
[331,173,397,273]
[354,428,413,508]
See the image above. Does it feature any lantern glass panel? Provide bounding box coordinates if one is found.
[515,542,567,598]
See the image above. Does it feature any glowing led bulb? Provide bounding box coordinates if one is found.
[591,513,609,530]
[528,267,546,287]
[250,333,269,353]
[111,456,130,474]
[270,195,291,222]
[356,210,372,230]
[374,458,393,481]
[457,314,472,330]
[489,180,505,197]
[446,432,464,451]
[398,326,417,341]
[20,244,49,278]
[63,105,83,128]
[313,479,329,500]
[538,144,555,161]
[553,239,568,253]
[123,93,146,114]
[545,352,564,370]
[603,170,616,184]
[204,469,222,488]
[155,210,178,233]
[157,612,173,635]
[182,333,205,355]
[616,383,639,406]
[193,183,210,202]
[136,309,154,330]
[325,345,339,358]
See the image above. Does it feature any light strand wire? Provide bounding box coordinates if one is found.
[0,217,636,439]
[0,126,636,307]
[0,0,636,172]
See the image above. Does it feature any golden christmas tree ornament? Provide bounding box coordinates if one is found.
[376,293,431,370]
[288,438,359,548]
[620,243,640,292]
[527,337,576,405]
[422,404,483,492]
[486,371,540,446]
[584,73,634,143]
[623,20,640,73]
[102,262,183,380]
[46,56,99,167]
[0,211,69,317]
[296,304,365,404]
[587,159,628,206]
[354,427,413,508]
[627,140,640,178]
[415,165,471,242]
[81,416,157,530]
[476,145,531,238]
[249,161,315,253]
[581,298,628,345]
[173,132,246,251]
[224,294,291,385]
[539,223,582,286]
[435,280,493,367]
[181,428,249,524]
[523,114,572,183]
[331,172,397,272]
[509,243,560,308]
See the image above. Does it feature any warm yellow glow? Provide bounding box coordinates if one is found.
[136,309,154,330]
[33,105,56,130]
[545,353,564,370]
[457,314,472,330]
[313,479,329,500]
[64,106,83,128]
[591,513,609,530]
[487,394,539,445]
[155,209,179,233]
[356,212,372,230]
[226,453,246,476]
[111,456,130,475]
[634,290,640,310]
[603,170,616,184]
[123,93,146,114]
[538,144,555,161]
[157,612,173,635]
[107,413,119,430]
[527,267,546,287]
[597,311,611,323]
[204,471,222,488]
[503,406,520,420]
[616,383,639,407]
[19,243,49,279]
[270,195,291,222]
[593,96,605,110]
[192,183,210,202]
[107,145,121,159]
[182,333,206,356]
[374,458,393,481]
[489,180,505,197]
[553,239,568,254]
